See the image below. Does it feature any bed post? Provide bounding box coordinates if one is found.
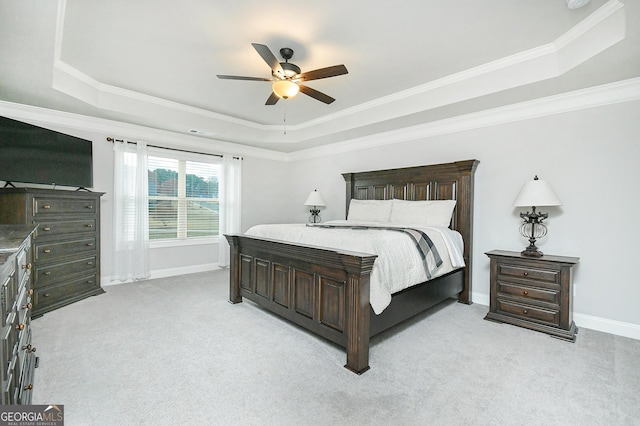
[454,160,479,305]
[225,235,243,304]
[343,173,354,218]
[342,254,376,374]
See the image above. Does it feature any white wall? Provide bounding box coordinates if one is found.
[286,100,640,333]
[2,98,639,338]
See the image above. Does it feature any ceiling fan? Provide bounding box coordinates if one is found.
[217,43,348,105]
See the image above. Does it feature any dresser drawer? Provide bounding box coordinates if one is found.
[3,370,13,404]
[33,274,100,309]
[15,246,31,290]
[496,298,560,326]
[1,273,16,327]
[34,238,97,262]
[2,320,17,382]
[17,352,36,404]
[2,312,17,376]
[34,256,97,287]
[15,287,31,328]
[497,263,559,285]
[33,197,98,216]
[497,280,560,305]
[33,219,96,240]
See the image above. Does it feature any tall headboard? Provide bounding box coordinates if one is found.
[342,159,479,303]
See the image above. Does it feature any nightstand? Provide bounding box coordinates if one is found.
[484,250,579,342]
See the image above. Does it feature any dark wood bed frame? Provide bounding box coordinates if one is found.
[225,159,479,374]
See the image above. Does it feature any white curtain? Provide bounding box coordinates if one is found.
[218,155,242,267]
[112,140,150,281]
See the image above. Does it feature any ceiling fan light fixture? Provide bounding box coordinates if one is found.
[272,80,300,99]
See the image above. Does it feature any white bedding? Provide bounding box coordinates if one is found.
[244,220,465,314]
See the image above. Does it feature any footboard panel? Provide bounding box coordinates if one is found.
[226,234,377,374]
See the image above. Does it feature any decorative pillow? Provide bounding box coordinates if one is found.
[389,199,457,227]
[347,199,393,222]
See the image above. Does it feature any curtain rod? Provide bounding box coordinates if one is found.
[106,137,242,160]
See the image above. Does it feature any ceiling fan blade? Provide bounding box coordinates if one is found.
[251,43,285,78]
[265,92,280,105]
[217,75,272,81]
[298,84,335,104]
[297,65,348,82]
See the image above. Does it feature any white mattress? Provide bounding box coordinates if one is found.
[244,220,465,314]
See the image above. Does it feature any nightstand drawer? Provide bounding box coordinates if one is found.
[496,298,560,326]
[497,263,559,284]
[497,281,560,305]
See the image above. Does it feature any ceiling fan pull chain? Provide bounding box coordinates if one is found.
[283,102,287,135]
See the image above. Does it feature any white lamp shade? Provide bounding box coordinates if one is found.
[272,80,300,99]
[513,177,562,207]
[304,190,325,207]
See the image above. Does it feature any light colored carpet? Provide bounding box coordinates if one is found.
[30,270,640,426]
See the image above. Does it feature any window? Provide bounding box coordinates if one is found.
[147,153,220,240]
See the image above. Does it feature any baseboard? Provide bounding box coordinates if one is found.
[471,292,490,306]
[102,263,222,286]
[573,313,640,341]
[472,292,640,341]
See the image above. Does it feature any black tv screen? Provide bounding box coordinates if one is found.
[0,116,93,189]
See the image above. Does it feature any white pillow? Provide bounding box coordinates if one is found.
[390,199,457,227]
[347,199,393,222]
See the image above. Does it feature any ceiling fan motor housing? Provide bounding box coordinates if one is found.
[280,62,301,78]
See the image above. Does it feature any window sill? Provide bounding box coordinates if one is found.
[150,236,219,249]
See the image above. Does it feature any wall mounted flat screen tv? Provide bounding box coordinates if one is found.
[0,116,93,189]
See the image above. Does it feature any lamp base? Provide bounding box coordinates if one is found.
[521,246,543,257]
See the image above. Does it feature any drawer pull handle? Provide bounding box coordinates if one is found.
[86,224,94,228]
[44,271,51,275]
[87,262,94,265]
[43,293,51,297]
[87,280,93,284]
[16,323,25,331]
[22,303,32,310]
[44,249,51,254]
[523,310,528,315]
[43,204,51,209]
[87,243,95,247]
[23,384,33,391]
[28,289,33,295]
[43,227,51,232]
[86,205,93,209]
[523,290,528,296]
[22,263,32,270]
[523,272,528,276]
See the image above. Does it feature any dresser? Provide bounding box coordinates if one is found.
[0,189,105,318]
[484,250,579,342]
[1,225,37,404]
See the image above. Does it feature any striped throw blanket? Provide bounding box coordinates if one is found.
[308,224,443,279]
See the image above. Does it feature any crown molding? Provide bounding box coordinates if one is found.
[0,100,288,162]
[3,77,638,163]
[51,0,626,145]
[288,77,640,161]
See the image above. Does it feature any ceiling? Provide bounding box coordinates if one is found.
[1,0,638,154]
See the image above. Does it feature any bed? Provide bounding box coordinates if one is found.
[225,159,479,374]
